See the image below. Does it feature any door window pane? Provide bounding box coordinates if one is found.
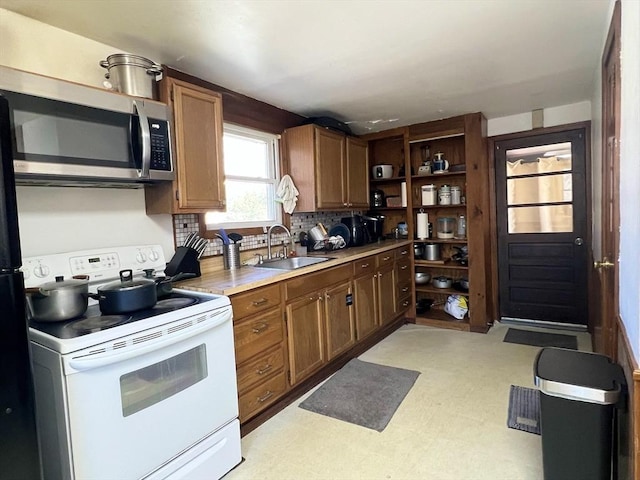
[120,345,207,417]
[506,142,572,177]
[508,205,573,233]
[507,174,572,205]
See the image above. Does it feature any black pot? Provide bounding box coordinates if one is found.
[95,269,157,314]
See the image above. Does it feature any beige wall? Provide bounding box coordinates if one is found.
[0,9,175,258]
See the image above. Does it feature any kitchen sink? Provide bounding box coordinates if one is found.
[254,256,331,270]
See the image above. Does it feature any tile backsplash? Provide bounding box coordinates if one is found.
[174,212,362,257]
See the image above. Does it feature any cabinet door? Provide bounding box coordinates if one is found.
[324,281,355,360]
[286,294,325,385]
[377,264,397,325]
[353,273,379,339]
[314,128,346,208]
[172,81,225,210]
[346,137,369,208]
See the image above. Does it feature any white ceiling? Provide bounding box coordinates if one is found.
[0,0,611,133]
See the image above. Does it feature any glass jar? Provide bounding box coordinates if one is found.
[457,215,466,238]
[451,185,461,205]
[436,217,456,239]
[421,184,437,206]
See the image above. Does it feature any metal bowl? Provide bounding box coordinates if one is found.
[415,272,431,284]
[432,276,452,289]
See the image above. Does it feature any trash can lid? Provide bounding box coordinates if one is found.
[534,348,625,405]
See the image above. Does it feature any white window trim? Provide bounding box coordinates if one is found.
[204,124,282,230]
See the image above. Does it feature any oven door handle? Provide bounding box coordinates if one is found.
[67,308,231,372]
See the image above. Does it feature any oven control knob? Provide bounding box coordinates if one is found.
[136,251,147,263]
[34,264,49,278]
[148,249,160,262]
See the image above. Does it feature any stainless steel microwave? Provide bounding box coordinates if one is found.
[0,66,174,187]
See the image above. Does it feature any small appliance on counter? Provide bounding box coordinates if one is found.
[364,213,386,242]
[341,215,370,247]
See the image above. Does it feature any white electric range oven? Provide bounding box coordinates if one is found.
[24,245,241,480]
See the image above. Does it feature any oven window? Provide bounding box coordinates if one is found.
[120,345,208,417]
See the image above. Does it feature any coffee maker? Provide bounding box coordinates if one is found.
[370,189,385,208]
[363,213,385,242]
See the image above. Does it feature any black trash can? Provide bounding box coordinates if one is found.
[534,347,625,480]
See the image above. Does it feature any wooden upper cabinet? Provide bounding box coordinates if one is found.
[315,128,345,208]
[145,78,225,214]
[346,137,369,208]
[283,124,368,212]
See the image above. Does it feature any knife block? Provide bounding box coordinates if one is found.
[165,246,201,277]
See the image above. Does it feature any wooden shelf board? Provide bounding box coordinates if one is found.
[411,171,466,180]
[413,204,466,210]
[415,311,470,331]
[415,260,469,270]
[413,239,467,244]
[415,286,469,296]
[371,176,405,183]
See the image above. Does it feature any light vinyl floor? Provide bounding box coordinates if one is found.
[227,322,591,480]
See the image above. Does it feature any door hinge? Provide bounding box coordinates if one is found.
[175,190,180,201]
[170,87,174,102]
[287,370,291,384]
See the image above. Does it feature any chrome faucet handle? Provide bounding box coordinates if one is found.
[254,253,264,264]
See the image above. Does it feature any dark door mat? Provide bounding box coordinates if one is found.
[299,358,420,432]
[503,328,578,350]
[507,385,541,435]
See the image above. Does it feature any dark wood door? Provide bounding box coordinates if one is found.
[495,128,589,326]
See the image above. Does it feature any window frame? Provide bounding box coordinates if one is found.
[202,123,283,236]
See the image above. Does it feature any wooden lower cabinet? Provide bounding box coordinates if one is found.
[353,271,378,339]
[324,281,355,360]
[286,293,325,385]
[377,263,397,325]
[285,265,354,386]
[231,284,287,423]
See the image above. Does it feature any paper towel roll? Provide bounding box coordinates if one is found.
[401,182,407,207]
[417,212,429,239]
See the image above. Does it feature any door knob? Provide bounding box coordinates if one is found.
[574,237,584,246]
[594,258,614,269]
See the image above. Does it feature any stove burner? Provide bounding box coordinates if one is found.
[154,297,198,310]
[67,315,131,333]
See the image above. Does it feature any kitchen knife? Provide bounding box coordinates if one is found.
[183,232,196,247]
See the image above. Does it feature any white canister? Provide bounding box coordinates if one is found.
[451,185,462,205]
[421,184,437,206]
[438,185,451,205]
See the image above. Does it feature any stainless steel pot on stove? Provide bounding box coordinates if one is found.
[25,276,89,322]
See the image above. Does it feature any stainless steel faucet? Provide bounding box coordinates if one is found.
[267,223,291,259]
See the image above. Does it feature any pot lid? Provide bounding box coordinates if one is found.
[40,276,88,292]
[99,277,155,292]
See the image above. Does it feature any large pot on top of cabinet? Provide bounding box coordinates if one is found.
[93,269,157,314]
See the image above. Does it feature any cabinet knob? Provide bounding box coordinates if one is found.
[252,298,268,306]
[361,263,369,268]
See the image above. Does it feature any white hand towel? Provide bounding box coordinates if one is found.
[275,174,300,214]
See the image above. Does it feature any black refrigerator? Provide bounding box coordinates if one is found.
[0,94,42,478]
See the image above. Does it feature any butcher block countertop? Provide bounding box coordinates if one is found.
[175,239,412,296]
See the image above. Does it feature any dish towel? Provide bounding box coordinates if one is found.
[275,174,300,214]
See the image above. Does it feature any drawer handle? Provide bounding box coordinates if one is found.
[402,286,409,292]
[402,300,410,307]
[252,323,269,334]
[401,265,408,270]
[361,263,369,268]
[256,364,273,375]
[252,298,269,306]
[257,390,274,403]
[401,250,408,255]
[383,256,391,261]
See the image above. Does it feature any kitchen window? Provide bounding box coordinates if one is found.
[204,124,281,230]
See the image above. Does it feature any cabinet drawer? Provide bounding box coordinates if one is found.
[395,246,412,260]
[397,294,412,312]
[238,371,287,422]
[352,256,376,277]
[231,284,281,321]
[376,251,395,269]
[234,309,283,365]
[236,346,285,394]
[397,279,412,299]
[285,264,351,300]
[396,258,412,282]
